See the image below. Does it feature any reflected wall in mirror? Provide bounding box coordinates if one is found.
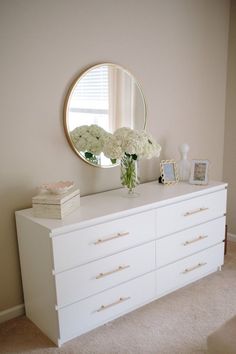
[64,63,147,167]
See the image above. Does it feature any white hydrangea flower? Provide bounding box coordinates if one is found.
[103,134,123,160]
[139,131,162,159]
[89,125,107,139]
[122,129,144,156]
[114,127,132,139]
[70,124,109,155]
[70,125,89,145]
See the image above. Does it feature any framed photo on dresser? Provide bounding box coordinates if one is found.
[160,160,179,185]
[189,159,209,185]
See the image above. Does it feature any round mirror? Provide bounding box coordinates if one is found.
[64,63,147,167]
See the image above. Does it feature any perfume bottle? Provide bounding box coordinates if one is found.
[178,143,191,181]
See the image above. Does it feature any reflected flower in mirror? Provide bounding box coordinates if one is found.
[70,124,110,164]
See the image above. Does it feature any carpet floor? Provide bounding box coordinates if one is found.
[1,241,236,354]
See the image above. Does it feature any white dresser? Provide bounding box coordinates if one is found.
[15,181,227,346]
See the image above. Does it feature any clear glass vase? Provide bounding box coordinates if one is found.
[120,154,139,195]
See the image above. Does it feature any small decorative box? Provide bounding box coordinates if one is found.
[32,187,80,219]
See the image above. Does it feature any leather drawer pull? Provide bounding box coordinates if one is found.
[182,262,207,274]
[94,232,130,245]
[183,235,208,246]
[184,207,209,217]
[97,296,131,312]
[96,265,130,279]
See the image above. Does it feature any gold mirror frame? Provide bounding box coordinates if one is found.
[64,63,147,168]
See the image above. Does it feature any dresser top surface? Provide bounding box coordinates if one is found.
[16,180,227,234]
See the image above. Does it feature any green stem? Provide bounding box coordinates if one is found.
[120,155,139,193]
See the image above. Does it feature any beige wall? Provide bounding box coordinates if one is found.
[0,0,230,311]
[224,0,236,234]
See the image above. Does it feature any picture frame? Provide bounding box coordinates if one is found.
[189,159,209,185]
[160,160,179,185]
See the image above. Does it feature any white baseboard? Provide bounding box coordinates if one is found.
[228,233,236,242]
[0,304,25,324]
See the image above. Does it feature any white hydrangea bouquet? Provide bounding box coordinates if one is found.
[70,124,110,164]
[104,127,161,194]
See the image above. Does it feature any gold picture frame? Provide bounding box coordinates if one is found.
[160,160,179,185]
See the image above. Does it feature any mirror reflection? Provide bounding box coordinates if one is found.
[64,63,147,167]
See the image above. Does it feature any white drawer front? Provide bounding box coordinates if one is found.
[52,210,155,273]
[156,217,225,268]
[156,243,224,298]
[58,272,155,343]
[55,242,155,308]
[156,189,227,238]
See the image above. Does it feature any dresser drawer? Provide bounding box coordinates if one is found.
[55,241,155,308]
[156,217,225,268]
[58,272,156,343]
[156,189,226,238]
[52,210,155,273]
[156,243,224,298]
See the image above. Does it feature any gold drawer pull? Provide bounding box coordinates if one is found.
[94,232,130,245]
[96,265,130,279]
[97,296,131,312]
[183,235,208,246]
[182,262,207,274]
[184,207,209,217]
